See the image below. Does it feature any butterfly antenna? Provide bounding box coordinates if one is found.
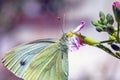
[57,14,66,34]
[62,14,66,34]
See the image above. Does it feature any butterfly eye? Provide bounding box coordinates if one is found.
[20,60,26,66]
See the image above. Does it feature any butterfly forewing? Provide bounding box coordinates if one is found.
[2,39,57,78]
[23,43,68,80]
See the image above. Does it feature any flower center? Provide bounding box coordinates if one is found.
[66,31,74,37]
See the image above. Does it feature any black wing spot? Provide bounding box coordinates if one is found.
[20,60,26,66]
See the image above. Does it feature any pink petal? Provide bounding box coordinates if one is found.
[70,35,83,50]
[73,21,86,32]
[113,1,120,8]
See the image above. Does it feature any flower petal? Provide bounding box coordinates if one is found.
[70,35,83,50]
[113,1,120,8]
[73,21,86,32]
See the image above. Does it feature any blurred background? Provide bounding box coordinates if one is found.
[0,0,120,80]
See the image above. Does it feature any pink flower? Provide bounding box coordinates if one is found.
[113,1,120,8]
[70,35,84,50]
[69,21,85,51]
[73,21,85,33]
[113,1,120,23]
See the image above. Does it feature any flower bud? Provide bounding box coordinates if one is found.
[106,14,114,25]
[103,20,107,25]
[111,44,120,51]
[98,20,102,24]
[106,26,114,34]
[91,21,101,26]
[99,11,105,21]
[113,1,120,23]
[109,35,116,40]
[96,27,103,32]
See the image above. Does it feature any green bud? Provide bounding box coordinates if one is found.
[114,27,118,32]
[96,27,103,32]
[91,21,101,26]
[112,32,117,37]
[103,20,108,25]
[99,11,105,21]
[109,35,116,40]
[102,26,107,31]
[106,14,114,25]
[106,26,114,34]
[98,20,102,24]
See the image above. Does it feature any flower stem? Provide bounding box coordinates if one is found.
[96,44,120,59]
[100,40,114,44]
[117,23,120,42]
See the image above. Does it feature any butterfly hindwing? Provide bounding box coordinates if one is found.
[23,43,68,80]
[2,39,57,78]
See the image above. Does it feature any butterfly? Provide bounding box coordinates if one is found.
[1,21,86,80]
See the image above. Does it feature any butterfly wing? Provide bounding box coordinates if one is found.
[2,39,57,78]
[23,43,68,80]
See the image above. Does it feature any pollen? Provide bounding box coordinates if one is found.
[66,31,74,37]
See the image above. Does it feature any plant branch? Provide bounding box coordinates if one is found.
[100,40,114,44]
[95,44,120,59]
[117,23,120,42]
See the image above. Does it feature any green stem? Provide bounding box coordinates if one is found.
[100,40,114,44]
[117,23,120,42]
[95,44,120,59]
